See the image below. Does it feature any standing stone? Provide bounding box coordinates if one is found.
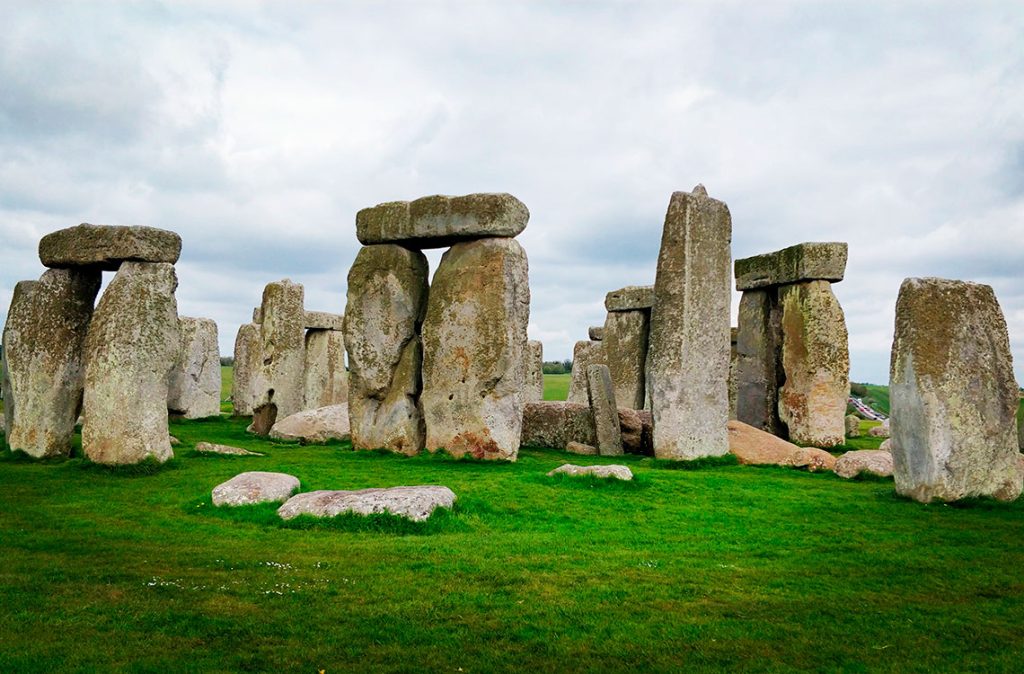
[2,281,38,445]
[251,280,305,434]
[167,317,221,419]
[82,262,179,464]
[602,310,649,410]
[3,271,100,458]
[422,238,530,460]
[890,278,1022,503]
[524,340,544,402]
[232,323,261,416]
[845,414,862,438]
[735,289,783,434]
[344,245,428,454]
[304,329,348,409]
[777,281,850,448]
[587,364,623,456]
[729,327,739,421]
[648,185,732,459]
[567,340,605,405]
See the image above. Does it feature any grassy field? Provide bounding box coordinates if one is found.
[543,373,570,401]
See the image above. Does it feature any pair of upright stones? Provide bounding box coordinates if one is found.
[734,242,851,447]
[2,224,214,464]
[346,193,531,460]
[232,283,347,433]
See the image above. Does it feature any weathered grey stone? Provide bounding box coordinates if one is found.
[422,238,530,460]
[3,281,38,439]
[277,486,456,522]
[868,424,890,438]
[727,420,836,472]
[567,340,605,405]
[777,281,850,448]
[521,401,597,449]
[39,223,181,271]
[524,340,544,402]
[566,441,598,455]
[835,450,893,479]
[587,365,623,456]
[167,317,221,419]
[345,245,428,455]
[232,323,260,416]
[82,262,179,464]
[588,326,604,341]
[729,327,739,421]
[618,408,645,455]
[605,285,655,312]
[2,271,100,458]
[879,438,892,451]
[356,193,529,248]
[304,329,348,409]
[602,310,649,409]
[648,186,732,459]
[304,311,344,331]
[734,242,847,291]
[212,471,299,506]
[251,280,306,433]
[845,414,862,438]
[735,289,783,434]
[269,404,351,444]
[890,277,1022,503]
[195,442,263,457]
[252,307,262,323]
[547,464,633,481]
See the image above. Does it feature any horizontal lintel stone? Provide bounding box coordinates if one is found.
[604,285,654,312]
[356,193,528,248]
[734,242,847,291]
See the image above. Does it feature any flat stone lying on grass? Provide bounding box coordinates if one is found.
[868,424,889,438]
[277,486,456,522]
[212,471,300,506]
[269,404,351,444]
[39,223,182,271]
[727,420,836,472]
[566,441,598,455]
[356,193,529,248]
[834,450,893,479]
[195,442,264,457]
[547,464,634,481]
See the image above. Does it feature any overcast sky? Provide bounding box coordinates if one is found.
[2,1,1023,385]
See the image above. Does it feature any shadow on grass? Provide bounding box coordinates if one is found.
[642,454,739,471]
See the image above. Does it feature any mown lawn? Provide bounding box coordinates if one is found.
[543,373,570,401]
[1,412,1023,672]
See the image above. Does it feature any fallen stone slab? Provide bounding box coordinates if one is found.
[834,450,893,479]
[195,442,264,457]
[588,326,604,341]
[269,404,350,444]
[734,242,848,291]
[304,311,344,331]
[39,223,182,271]
[212,471,300,506]
[356,193,528,248]
[605,285,654,312]
[277,485,456,522]
[566,441,598,455]
[547,464,634,481]
[727,420,836,472]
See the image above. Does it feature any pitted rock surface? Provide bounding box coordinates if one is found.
[734,242,847,291]
[39,223,181,271]
[232,323,261,416]
[195,442,264,457]
[605,286,654,312]
[212,471,300,506]
[277,485,456,522]
[835,450,893,479]
[270,404,351,444]
[547,464,634,481]
[167,317,221,419]
[357,193,528,248]
[304,329,348,409]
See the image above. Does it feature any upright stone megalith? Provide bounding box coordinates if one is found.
[587,364,623,456]
[345,245,429,454]
[890,278,1022,503]
[421,237,530,460]
[602,300,650,410]
[82,262,179,464]
[232,322,261,416]
[3,281,38,448]
[304,329,348,409]
[524,340,544,402]
[251,280,305,434]
[735,290,782,434]
[567,340,605,405]
[3,270,100,457]
[648,185,732,459]
[167,317,221,419]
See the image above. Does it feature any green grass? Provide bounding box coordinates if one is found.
[861,383,891,415]
[1,413,1023,672]
[543,373,570,401]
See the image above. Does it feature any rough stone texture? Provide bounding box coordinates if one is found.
[212,471,299,506]
[304,311,345,331]
[566,441,598,455]
[252,307,262,323]
[890,277,1022,503]
[777,281,850,448]
[602,310,649,410]
[421,237,530,460]
[605,285,655,312]
[524,340,544,402]
[2,271,100,458]
[1019,410,1024,450]
[618,408,644,455]
[588,326,604,341]
[567,340,606,405]
[735,289,783,435]
[278,486,456,522]
[729,327,738,421]
[845,415,862,438]
[195,442,263,456]
[345,245,428,454]
[356,193,529,248]
[879,438,892,451]
[39,223,182,271]
[547,464,634,481]
[835,450,893,479]
[734,242,848,291]
[648,186,732,459]
[167,317,221,419]
[169,435,180,446]
[269,404,351,444]
[251,280,306,433]
[232,323,261,416]
[727,420,836,472]
[868,424,890,438]
[82,262,179,464]
[521,401,597,449]
[304,329,348,409]
[587,365,624,456]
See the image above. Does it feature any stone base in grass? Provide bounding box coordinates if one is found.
[277,485,456,522]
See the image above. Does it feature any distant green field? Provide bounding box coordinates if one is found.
[861,384,890,415]
[543,373,570,401]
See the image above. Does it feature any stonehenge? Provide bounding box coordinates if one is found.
[525,340,544,402]
[586,364,623,456]
[601,286,652,410]
[232,323,261,416]
[567,339,605,405]
[167,317,221,419]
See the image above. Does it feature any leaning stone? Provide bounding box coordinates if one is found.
[605,285,655,312]
[520,401,596,449]
[734,242,848,291]
[212,471,299,506]
[195,442,263,457]
[524,340,544,402]
[845,415,862,438]
[727,420,835,472]
[303,329,348,409]
[3,270,100,458]
[588,326,604,341]
[566,441,598,455]
[277,486,456,522]
[232,323,261,416]
[868,424,889,438]
[602,310,649,409]
[890,278,1022,503]
[567,340,605,405]
[345,245,428,454]
[421,238,530,460]
[648,186,732,459]
[167,317,221,419]
[39,223,181,271]
[835,450,893,479]
[269,404,351,444]
[587,365,623,456]
[82,262,179,465]
[735,290,783,434]
[251,280,306,433]
[547,464,634,481]
[304,311,344,331]
[356,193,529,248]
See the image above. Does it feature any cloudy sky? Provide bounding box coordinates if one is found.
[2,1,1023,385]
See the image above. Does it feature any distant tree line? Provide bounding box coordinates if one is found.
[542,360,573,375]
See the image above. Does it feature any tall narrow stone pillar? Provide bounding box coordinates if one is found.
[524,340,544,402]
[567,340,605,404]
[251,280,305,434]
[587,364,623,456]
[602,285,652,410]
[735,290,782,433]
[167,317,221,419]
[232,322,261,416]
[304,329,348,409]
